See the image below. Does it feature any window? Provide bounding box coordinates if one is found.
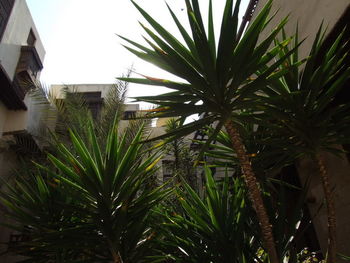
[162,160,174,177]
[0,0,15,41]
[82,92,103,120]
[122,110,136,120]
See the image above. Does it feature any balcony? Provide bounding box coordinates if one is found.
[15,45,43,84]
[0,45,43,110]
[1,92,56,152]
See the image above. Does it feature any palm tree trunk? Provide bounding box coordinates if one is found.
[110,250,123,263]
[225,119,279,263]
[108,241,123,263]
[316,154,336,263]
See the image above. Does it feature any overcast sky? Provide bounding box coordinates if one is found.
[26,0,249,100]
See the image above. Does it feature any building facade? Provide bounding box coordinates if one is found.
[0,0,46,158]
[0,1,46,262]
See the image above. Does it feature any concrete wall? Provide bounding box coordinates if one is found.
[297,150,350,258]
[252,0,349,58]
[2,110,27,133]
[251,0,350,258]
[51,84,117,99]
[0,0,46,137]
[0,0,45,80]
[0,2,47,262]
[0,102,8,138]
[2,93,47,134]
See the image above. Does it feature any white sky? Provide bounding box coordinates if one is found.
[26,0,249,102]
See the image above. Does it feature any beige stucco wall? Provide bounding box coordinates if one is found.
[51,84,118,99]
[251,0,350,258]
[2,95,37,134]
[0,0,45,80]
[155,117,172,128]
[252,0,349,59]
[2,111,27,134]
[297,150,350,258]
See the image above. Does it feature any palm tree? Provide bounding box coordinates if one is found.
[163,118,197,188]
[258,26,350,262]
[26,68,132,149]
[120,0,297,261]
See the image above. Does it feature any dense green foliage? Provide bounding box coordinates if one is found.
[1,116,168,262]
[0,0,349,262]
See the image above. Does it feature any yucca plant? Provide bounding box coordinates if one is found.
[198,126,314,260]
[265,177,311,262]
[257,26,350,262]
[151,167,309,262]
[150,167,260,262]
[1,115,169,263]
[120,0,299,261]
[0,169,99,262]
